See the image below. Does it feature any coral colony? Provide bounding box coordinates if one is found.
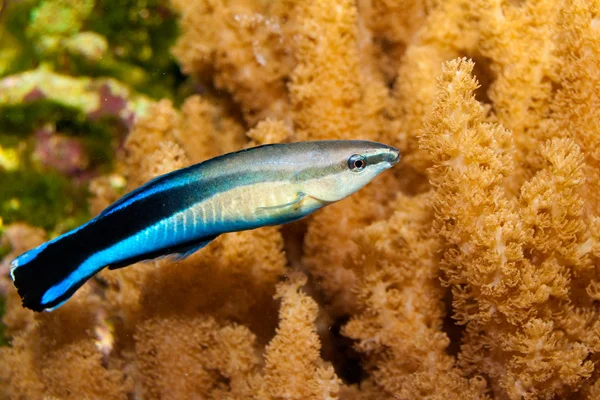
[1,0,600,399]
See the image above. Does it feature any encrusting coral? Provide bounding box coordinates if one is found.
[2,0,600,399]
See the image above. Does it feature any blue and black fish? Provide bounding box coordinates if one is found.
[10,140,400,312]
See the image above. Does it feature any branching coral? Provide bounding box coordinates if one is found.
[356,0,434,81]
[301,176,399,315]
[134,315,260,399]
[535,0,600,211]
[343,193,489,399]
[294,0,401,315]
[172,0,297,125]
[0,280,126,399]
[133,273,340,400]
[422,58,598,399]
[258,273,341,399]
[290,0,386,141]
[476,0,562,136]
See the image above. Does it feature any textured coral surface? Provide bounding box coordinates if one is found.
[2,0,600,399]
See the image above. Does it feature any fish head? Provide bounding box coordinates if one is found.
[298,140,400,203]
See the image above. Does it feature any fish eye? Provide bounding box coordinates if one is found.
[348,154,366,172]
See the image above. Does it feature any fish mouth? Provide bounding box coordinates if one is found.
[388,147,400,166]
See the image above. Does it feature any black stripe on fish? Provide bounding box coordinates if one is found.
[10,167,288,311]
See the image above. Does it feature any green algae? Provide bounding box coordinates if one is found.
[0,221,8,261]
[0,99,123,169]
[85,0,182,99]
[1,0,183,99]
[0,1,38,76]
[0,169,90,232]
[1,99,106,135]
[0,80,136,234]
[2,0,183,98]
[0,99,121,233]
[28,0,94,38]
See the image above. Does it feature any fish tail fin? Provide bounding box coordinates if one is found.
[10,234,101,312]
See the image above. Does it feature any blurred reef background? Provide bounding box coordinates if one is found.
[0,0,185,234]
[1,0,600,399]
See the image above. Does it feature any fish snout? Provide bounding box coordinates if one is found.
[388,147,400,166]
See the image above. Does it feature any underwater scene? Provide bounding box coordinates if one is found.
[1,0,600,398]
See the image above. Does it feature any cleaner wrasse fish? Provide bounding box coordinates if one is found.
[10,140,400,311]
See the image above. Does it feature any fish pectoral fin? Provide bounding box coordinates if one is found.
[107,235,218,270]
[256,192,306,215]
[304,194,334,205]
